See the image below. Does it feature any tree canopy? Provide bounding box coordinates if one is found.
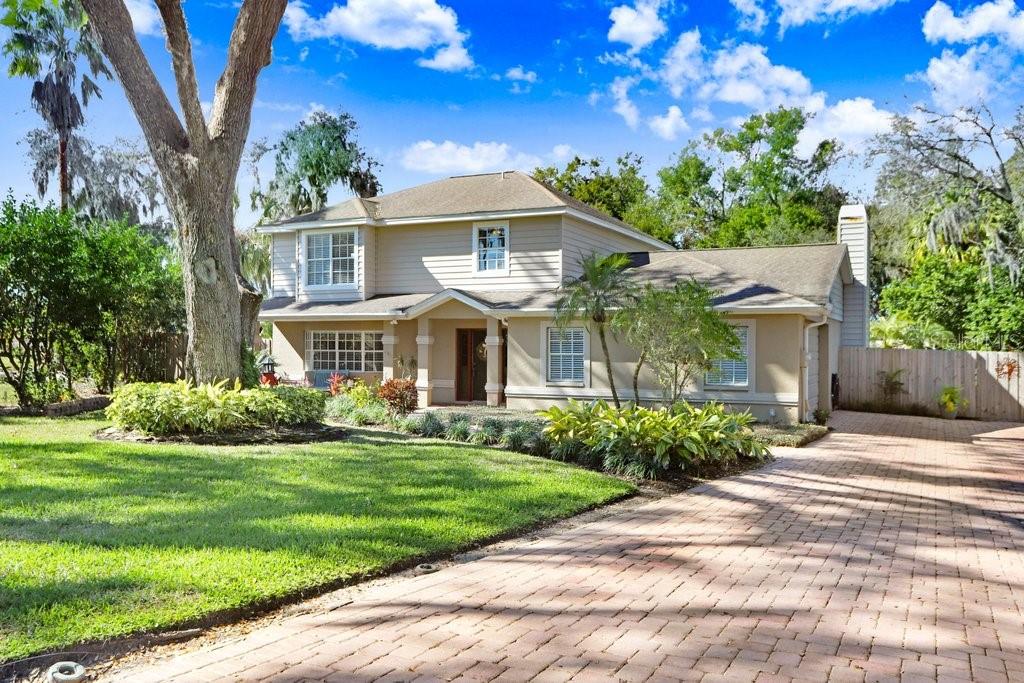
[248,110,381,224]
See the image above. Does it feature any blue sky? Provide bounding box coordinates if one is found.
[2,0,1023,226]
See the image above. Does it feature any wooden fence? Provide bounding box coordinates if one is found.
[838,347,1024,422]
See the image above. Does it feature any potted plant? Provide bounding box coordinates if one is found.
[937,385,964,419]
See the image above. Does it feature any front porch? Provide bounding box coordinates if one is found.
[269,295,509,407]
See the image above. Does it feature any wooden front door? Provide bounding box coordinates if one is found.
[456,329,488,402]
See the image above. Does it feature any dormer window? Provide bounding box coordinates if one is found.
[472,222,509,276]
[305,230,356,288]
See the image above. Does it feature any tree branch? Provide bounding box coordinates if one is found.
[155,0,209,149]
[208,0,286,164]
[79,0,189,155]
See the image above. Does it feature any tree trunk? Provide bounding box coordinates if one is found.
[58,133,69,211]
[164,165,244,382]
[597,324,620,409]
[632,348,646,406]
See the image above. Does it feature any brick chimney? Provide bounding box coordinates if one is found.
[838,204,870,347]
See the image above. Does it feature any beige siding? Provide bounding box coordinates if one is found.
[271,232,297,297]
[828,272,844,321]
[374,216,562,293]
[505,313,804,423]
[561,216,658,280]
[838,214,869,346]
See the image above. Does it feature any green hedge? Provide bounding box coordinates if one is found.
[540,400,770,479]
[106,381,326,435]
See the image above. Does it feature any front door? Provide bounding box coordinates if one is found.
[456,329,488,402]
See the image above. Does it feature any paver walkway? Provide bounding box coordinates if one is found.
[103,412,1024,682]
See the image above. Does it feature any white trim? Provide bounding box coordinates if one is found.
[471,221,511,277]
[257,217,368,234]
[382,207,564,226]
[504,385,798,406]
[381,335,398,345]
[404,289,492,318]
[301,227,359,292]
[485,382,504,392]
[704,319,755,391]
[484,335,504,346]
[415,335,435,345]
[541,325,590,387]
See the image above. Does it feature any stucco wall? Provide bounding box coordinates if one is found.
[505,313,804,423]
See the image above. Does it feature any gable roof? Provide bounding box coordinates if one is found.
[623,243,849,311]
[257,171,671,249]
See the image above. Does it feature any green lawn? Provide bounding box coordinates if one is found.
[0,415,633,663]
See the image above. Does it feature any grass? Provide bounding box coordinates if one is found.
[752,422,830,448]
[0,415,633,664]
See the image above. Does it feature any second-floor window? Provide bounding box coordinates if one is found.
[473,223,508,274]
[306,230,355,287]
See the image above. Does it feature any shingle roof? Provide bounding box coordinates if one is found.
[623,251,820,309]
[681,243,849,305]
[263,171,655,243]
[259,244,849,318]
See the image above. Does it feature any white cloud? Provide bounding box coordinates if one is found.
[587,90,602,106]
[798,97,893,155]
[648,105,689,140]
[505,65,539,94]
[400,140,540,174]
[608,0,667,53]
[284,0,474,71]
[126,0,162,36]
[551,143,575,161]
[776,0,900,31]
[298,46,310,62]
[731,0,768,33]
[610,76,640,128]
[923,0,1024,49]
[660,29,704,98]
[505,65,538,83]
[416,42,473,71]
[691,105,715,123]
[702,43,825,111]
[254,99,306,112]
[919,46,998,109]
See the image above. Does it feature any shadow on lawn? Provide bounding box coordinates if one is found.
[1,434,608,555]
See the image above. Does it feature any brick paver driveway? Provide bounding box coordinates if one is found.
[105,411,1024,682]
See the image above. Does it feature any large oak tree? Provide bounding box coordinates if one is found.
[80,0,286,381]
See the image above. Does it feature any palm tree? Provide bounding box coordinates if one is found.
[555,252,638,408]
[3,0,110,209]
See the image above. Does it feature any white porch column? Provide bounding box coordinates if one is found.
[416,317,433,406]
[381,321,398,381]
[485,317,504,407]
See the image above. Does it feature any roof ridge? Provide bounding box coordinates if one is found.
[683,242,841,252]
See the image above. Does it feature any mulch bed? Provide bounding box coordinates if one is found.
[94,423,347,446]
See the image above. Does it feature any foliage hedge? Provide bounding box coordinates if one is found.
[540,400,769,479]
[107,381,326,435]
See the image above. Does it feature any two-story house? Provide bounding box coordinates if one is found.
[257,171,869,423]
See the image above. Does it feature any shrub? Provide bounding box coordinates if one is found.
[478,418,505,445]
[325,393,390,426]
[938,385,965,414]
[812,407,830,426]
[538,399,769,479]
[500,422,537,453]
[378,378,418,415]
[106,381,326,435]
[418,412,445,438]
[327,372,348,397]
[392,415,420,434]
[346,380,377,407]
[445,415,472,441]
